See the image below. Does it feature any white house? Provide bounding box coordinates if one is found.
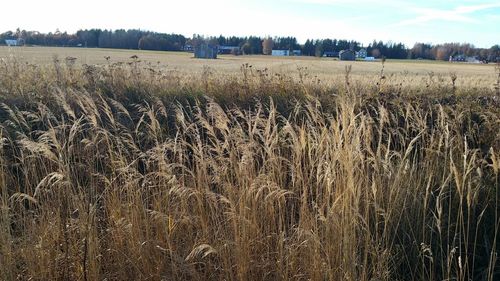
[357,48,367,59]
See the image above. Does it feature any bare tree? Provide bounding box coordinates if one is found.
[262,37,274,55]
[436,47,449,61]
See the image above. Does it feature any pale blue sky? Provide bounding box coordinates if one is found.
[1,0,499,47]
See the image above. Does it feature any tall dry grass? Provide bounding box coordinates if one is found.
[0,56,499,280]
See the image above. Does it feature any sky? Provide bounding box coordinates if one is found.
[1,0,499,48]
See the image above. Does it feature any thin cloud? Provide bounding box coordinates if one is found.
[292,0,405,7]
[454,3,500,13]
[394,3,500,26]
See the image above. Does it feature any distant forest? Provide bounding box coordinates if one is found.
[1,28,499,61]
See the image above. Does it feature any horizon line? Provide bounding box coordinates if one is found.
[1,27,498,49]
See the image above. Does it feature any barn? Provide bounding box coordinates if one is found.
[194,43,218,59]
[339,50,356,61]
[218,46,240,55]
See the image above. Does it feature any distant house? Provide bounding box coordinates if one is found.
[272,50,301,56]
[184,45,194,52]
[449,55,466,62]
[339,50,356,61]
[323,51,339,57]
[194,43,217,59]
[218,46,240,55]
[465,56,480,63]
[449,55,481,63]
[272,50,289,56]
[364,56,376,61]
[5,39,18,46]
[356,48,367,59]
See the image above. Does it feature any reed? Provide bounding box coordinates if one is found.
[0,56,498,280]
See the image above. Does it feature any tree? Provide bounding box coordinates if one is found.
[314,40,323,57]
[262,37,274,55]
[302,39,315,56]
[435,46,449,61]
[322,39,334,53]
[242,42,251,55]
[247,36,263,54]
[488,45,500,62]
[410,43,432,59]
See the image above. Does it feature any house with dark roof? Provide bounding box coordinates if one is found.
[323,51,339,57]
[218,46,240,55]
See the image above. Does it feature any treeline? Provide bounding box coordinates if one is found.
[409,42,500,61]
[0,29,187,51]
[193,35,409,58]
[300,39,407,59]
[1,28,499,61]
[302,39,360,56]
[197,35,303,55]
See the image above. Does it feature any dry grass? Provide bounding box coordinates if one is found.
[0,53,499,281]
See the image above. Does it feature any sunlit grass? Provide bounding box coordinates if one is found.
[0,55,498,280]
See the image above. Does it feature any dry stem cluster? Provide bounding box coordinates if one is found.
[0,57,498,280]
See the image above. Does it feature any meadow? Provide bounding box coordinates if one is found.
[0,47,499,280]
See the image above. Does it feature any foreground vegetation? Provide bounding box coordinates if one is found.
[0,56,499,280]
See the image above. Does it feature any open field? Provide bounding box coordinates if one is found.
[0,47,499,280]
[1,46,497,86]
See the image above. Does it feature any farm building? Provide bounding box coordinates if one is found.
[5,39,19,46]
[356,48,367,59]
[218,46,241,55]
[339,50,356,61]
[194,43,217,59]
[183,45,194,52]
[449,55,466,62]
[323,51,339,58]
[272,50,302,56]
[272,50,289,56]
[449,55,481,63]
[465,56,481,63]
